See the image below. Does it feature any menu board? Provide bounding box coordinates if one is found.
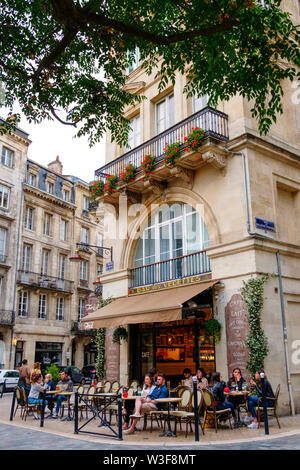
[105,327,120,382]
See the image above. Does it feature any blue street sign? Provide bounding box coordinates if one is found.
[255,217,276,232]
[106,261,114,271]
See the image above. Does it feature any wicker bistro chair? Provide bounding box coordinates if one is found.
[256,384,281,429]
[21,388,40,421]
[106,387,123,424]
[165,389,193,435]
[102,381,111,393]
[76,385,88,420]
[172,390,205,438]
[202,389,233,432]
[14,387,26,419]
[111,381,120,394]
[129,380,139,389]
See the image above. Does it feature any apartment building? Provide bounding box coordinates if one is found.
[83,1,300,414]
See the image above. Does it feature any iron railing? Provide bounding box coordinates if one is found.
[129,250,211,288]
[95,107,228,181]
[17,270,74,294]
[0,310,15,326]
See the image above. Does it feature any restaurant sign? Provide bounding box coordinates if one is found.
[129,273,212,295]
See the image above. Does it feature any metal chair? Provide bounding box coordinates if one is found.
[103,380,111,393]
[172,390,205,438]
[256,384,281,429]
[21,388,40,421]
[14,387,26,419]
[111,381,120,393]
[202,389,233,432]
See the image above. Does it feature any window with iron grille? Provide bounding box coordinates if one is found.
[18,291,29,317]
[56,297,64,321]
[38,294,47,319]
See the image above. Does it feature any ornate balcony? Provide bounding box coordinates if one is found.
[129,250,211,292]
[95,107,228,184]
[17,271,74,294]
[0,310,15,326]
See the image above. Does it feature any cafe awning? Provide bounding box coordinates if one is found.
[81,280,218,329]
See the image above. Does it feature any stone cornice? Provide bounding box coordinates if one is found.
[23,183,76,210]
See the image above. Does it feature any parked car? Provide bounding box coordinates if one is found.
[0,369,19,393]
[81,365,97,384]
[57,366,85,385]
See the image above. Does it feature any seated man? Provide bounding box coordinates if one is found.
[52,371,73,419]
[124,373,169,434]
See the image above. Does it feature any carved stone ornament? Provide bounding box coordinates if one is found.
[120,188,141,204]
[143,178,167,201]
[202,151,227,174]
[169,165,194,188]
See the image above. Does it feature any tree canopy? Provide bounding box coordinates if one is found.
[0,0,299,145]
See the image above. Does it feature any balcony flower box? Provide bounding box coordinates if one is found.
[163,141,182,168]
[120,162,136,185]
[141,154,156,180]
[184,127,205,153]
[104,175,117,198]
[89,180,104,201]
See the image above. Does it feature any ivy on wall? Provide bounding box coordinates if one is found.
[241,275,270,375]
[95,297,114,381]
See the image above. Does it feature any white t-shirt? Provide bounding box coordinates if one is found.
[141,384,156,397]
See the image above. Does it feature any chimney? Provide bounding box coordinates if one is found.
[48,155,63,175]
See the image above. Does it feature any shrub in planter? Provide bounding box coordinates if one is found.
[45,364,61,384]
[120,162,136,185]
[141,154,156,180]
[203,318,222,343]
[89,180,104,201]
[163,141,182,168]
[184,127,205,153]
[104,174,117,197]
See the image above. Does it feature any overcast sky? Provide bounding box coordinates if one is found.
[1,106,106,184]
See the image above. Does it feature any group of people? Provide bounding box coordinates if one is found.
[18,359,73,420]
[122,366,275,434]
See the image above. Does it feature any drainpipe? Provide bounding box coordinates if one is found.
[9,181,24,367]
[224,147,295,415]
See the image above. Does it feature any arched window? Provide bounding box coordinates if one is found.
[133,203,210,286]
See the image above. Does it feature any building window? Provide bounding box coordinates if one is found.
[62,189,70,201]
[80,260,88,281]
[0,228,7,261]
[58,254,67,279]
[24,207,34,230]
[41,249,50,276]
[1,147,13,167]
[22,244,32,271]
[127,114,141,150]
[56,297,64,321]
[81,227,89,245]
[38,294,47,319]
[156,93,174,135]
[78,298,86,321]
[28,173,36,186]
[82,196,89,211]
[46,182,54,194]
[97,264,103,277]
[43,213,52,236]
[0,184,10,209]
[60,219,67,241]
[126,47,140,75]
[192,93,209,113]
[18,291,29,317]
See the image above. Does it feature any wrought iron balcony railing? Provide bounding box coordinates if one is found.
[129,250,211,289]
[95,107,228,182]
[17,270,74,294]
[0,310,15,326]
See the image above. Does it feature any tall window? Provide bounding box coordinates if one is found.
[60,219,67,241]
[81,227,89,245]
[24,207,34,230]
[80,260,88,280]
[46,182,54,194]
[38,294,47,319]
[18,291,29,317]
[127,115,141,150]
[1,147,13,167]
[78,298,86,321]
[97,263,103,277]
[58,254,67,279]
[0,184,10,209]
[156,94,174,135]
[192,93,209,113]
[0,228,6,260]
[28,173,36,186]
[62,189,70,201]
[56,297,64,321]
[41,249,50,276]
[82,196,89,211]
[43,213,52,236]
[126,47,140,74]
[22,244,32,271]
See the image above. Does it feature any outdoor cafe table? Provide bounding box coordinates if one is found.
[225,391,250,423]
[154,397,182,437]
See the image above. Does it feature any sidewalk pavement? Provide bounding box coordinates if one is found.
[1,392,300,449]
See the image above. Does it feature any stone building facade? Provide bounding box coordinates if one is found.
[83,0,300,414]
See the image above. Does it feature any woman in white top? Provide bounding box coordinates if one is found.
[123,374,155,430]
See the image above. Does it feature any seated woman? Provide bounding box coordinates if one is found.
[246,370,275,429]
[226,367,247,427]
[43,373,56,416]
[209,372,235,425]
[122,373,155,430]
[28,374,48,420]
[182,368,193,390]
[196,368,208,390]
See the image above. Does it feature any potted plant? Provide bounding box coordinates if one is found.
[184,127,205,153]
[163,141,182,168]
[203,318,222,343]
[104,174,117,198]
[120,162,136,185]
[89,180,104,201]
[141,154,156,180]
[112,326,128,344]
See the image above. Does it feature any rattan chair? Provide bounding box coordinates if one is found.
[256,384,281,429]
[76,385,88,420]
[103,380,111,393]
[173,390,205,438]
[14,387,26,419]
[165,388,193,435]
[202,389,233,432]
[21,388,40,421]
[111,381,120,393]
